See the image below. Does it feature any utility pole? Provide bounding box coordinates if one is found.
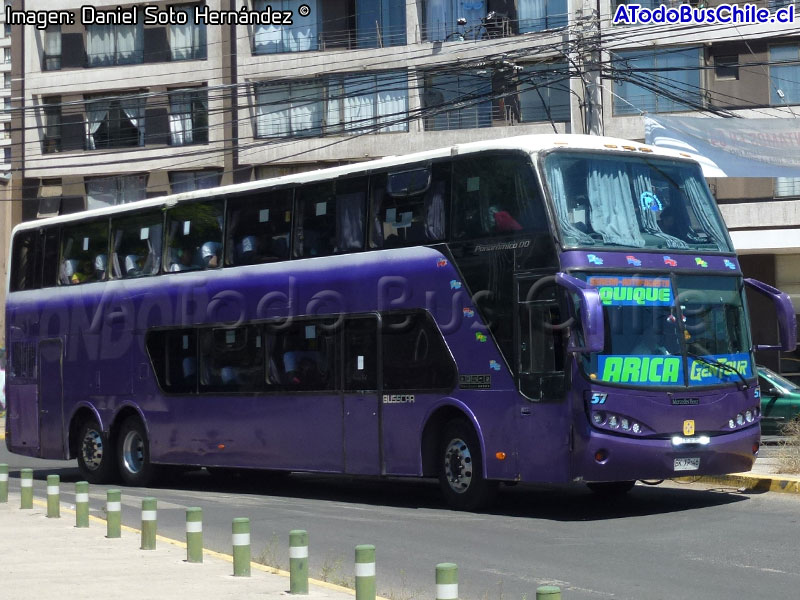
[571,0,603,135]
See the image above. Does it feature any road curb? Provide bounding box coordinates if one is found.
[677,473,800,494]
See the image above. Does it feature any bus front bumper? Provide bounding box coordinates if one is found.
[573,425,759,483]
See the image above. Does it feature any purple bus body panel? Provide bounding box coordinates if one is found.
[5,242,764,485]
[6,384,39,457]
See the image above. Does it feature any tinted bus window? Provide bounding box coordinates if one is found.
[294,177,366,258]
[10,230,40,291]
[226,189,292,266]
[165,201,224,272]
[147,329,197,394]
[369,162,449,249]
[382,311,455,391]
[199,326,265,393]
[452,154,547,239]
[110,210,163,279]
[42,228,60,288]
[265,319,338,391]
[344,316,378,391]
[59,221,108,285]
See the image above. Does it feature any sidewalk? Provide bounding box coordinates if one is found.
[0,498,357,600]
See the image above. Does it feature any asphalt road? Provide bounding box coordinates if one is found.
[2,445,800,600]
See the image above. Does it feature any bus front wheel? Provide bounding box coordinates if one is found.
[77,418,118,484]
[438,419,497,511]
[117,416,155,487]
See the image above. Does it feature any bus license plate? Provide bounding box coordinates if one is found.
[674,457,700,471]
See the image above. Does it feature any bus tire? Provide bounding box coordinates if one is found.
[77,418,118,484]
[117,416,156,487]
[586,481,636,496]
[438,419,497,511]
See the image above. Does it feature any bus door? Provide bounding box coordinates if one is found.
[38,339,66,458]
[516,276,573,480]
[341,315,381,475]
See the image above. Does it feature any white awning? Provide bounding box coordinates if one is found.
[645,116,800,178]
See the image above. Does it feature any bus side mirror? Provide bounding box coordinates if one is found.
[555,273,605,354]
[745,278,797,352]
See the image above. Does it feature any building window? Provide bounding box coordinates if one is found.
[355,0,406,48]
[253,0,406,53]
[86,22,144,66]
[714,54,739,80]
[43,25,61,70]
[3,72,10,88]
[169,89,208,145]
[256,80,323,137]
[612,47,702,115]
[775,177,800,197]
[424,0,566,41]
[770,45,800,105]
[2,97,9,114]
[519,62,571,123]
[423,71,492,130]
[170,4,207,60]
[42,97,61,153]
[85,174,147,209]
[169,170,220,193]
[255,72,408,138]
[3,147,9,164]
[86,96,145,149]
[4,48,10,63]
[327,72,409,133]
[253,0,319,53]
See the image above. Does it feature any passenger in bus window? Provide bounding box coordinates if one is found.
[201,242,221,268]
[70,260,95,285]
[170,247,195,272]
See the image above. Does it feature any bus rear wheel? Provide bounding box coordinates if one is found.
[438,419,497,511]
[117,416,156,487]
[77,418,118,484]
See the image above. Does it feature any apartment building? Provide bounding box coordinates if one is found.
[5,0,799,375]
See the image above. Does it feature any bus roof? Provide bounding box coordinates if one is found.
[10,134,698,235]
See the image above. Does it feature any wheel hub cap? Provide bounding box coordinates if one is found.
[81,429,104,471]
[444,437,473,494]
[122,430,144,474]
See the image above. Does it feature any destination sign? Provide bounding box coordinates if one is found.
[587,275,673,307]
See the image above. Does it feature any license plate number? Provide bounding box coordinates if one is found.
[674,457,700,471]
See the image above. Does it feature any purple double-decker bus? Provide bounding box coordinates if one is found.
[5,135,796,509]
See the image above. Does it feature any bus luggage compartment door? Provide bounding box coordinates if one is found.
[37,339,66,458]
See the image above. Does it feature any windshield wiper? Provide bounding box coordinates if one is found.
[686,352,749,390]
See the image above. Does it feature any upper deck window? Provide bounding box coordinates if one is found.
[165,201,224,272]
[542,151,731,252]
[59,221,109,285]
[110,211,163,279]
[452,153,547,240]
[227,189,293,265]
[369,163,449,248]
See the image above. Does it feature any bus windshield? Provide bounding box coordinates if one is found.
[579,273,753,388]
[542,151,732,252]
